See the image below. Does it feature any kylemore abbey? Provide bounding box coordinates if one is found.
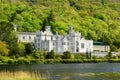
[17,26,93,53]
[16,25,110,56]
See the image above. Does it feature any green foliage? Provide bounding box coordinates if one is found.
[0,41,9,56]
[30,59,44,64]
[25,43,34,55]
[108,52,112,59]
[7,59,15,64]
[17,43,25,56]
[110,44,117,51]
[62,51,73,59]
[32,50,44,59]
[74,53,86,59]
[17,57,30,64]
[1,0,120,62]
[0,0,120,50]
[55,54,62,59]
[46,50,55,59]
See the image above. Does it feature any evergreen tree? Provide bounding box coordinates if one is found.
[25,43,34,55]
[46,50,55,59]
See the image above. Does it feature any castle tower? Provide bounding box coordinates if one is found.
[45,26,51,31]
[69,26,74,34]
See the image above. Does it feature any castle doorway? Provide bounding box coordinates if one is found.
[76,48,79,52]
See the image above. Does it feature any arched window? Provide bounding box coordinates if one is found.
[76,48,79,52]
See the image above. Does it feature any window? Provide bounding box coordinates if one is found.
[67,42,69,45]
[62,42,66,45]
[76,41,79,46]
[23,36,25,40]
[56,36,58,39]
[53,43,54,46]
[29,36,31,40]
[38,38,40,41]
[51,36,53,40]
[36,35,40,37]
[38,43,40,46]
[81,43,84,49]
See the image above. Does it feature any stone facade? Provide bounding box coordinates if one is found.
[34,26,93,53]
[93,45,110,52]
[18,26,93,53]
[18,32,35,43]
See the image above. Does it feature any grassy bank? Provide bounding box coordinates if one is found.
[0,71,49,80]
[1,58,120,64]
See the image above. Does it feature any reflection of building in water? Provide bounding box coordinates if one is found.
[18,26,93,53]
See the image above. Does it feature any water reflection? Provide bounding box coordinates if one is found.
[0,63,120,80]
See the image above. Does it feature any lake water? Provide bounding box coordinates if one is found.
[0,63,120,80]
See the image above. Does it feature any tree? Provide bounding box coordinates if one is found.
[33,50,44,59]
[62,51,72,59]
[101,0,108,5]
[0,21,14,41]
[25,43,34,55]
[108,52,112,59]
[46,50,55,59]
[42,18,49,31]
[1,0,120,51]
[0,21,19,56]
[42,10,55,31]
[17,43,25,56]
[0,41,9,56]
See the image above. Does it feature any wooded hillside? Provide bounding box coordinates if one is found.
[0,0,120,51]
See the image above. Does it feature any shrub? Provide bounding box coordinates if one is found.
[74,53,86,59]
[7,59,15,64]
[17,57,30,64]
[60,59,83,63]
[44,59,56,64]
[55,54,62,59]
[30,59,44,64]
[46,50,55,59]
[62,51,72,59]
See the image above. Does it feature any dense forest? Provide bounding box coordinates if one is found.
[0,0,120,53]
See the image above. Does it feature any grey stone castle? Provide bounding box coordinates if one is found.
[18,26,93,53]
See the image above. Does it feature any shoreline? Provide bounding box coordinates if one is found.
[1,59,120,64]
